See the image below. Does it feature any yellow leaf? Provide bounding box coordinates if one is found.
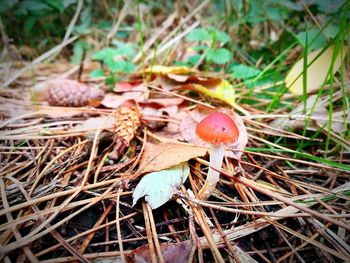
[192,79,235,106]
[144,65,196,75]
[286,45,348,95]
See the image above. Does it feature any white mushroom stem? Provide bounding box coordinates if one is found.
[198,144,225,200]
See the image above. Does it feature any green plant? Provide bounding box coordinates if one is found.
[89,41,138,87]
[1,0,77,49]
[184,27,233,67]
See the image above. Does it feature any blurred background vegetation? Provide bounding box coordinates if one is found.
[0,0,348,98]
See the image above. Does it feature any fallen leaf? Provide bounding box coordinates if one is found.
[141,98,184,107]
[180,106,248,159]
[114,81,135,92]
[136,142,207,174]
[101,84,148,108]
[114,78,142,92]
[141,106,168,129]
[133,162,189,209]
[144,65,196,75]
[188,79,235,106]
[286,45,348,95]
[127,240,192,263]
[153,110,187,140]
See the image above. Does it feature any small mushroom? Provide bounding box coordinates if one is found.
[195,112,239,199]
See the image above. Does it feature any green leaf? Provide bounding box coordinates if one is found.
[205,48,232,64]
[74,7,92,34]
[245,0,287,23]
[16,1,51,15]
[112,41,137,59]
[123,61,136,73]
[186,28,211,42]
[107,60,126,73]
[44,0,65,12]
[296,29,327,51]
[70,41,91,64]
[92,47,118,62]
[187,54,201,66]
[0,0,16,13]
[132,162,189,209]
[208,27,230,44]
[63,0,77,8]
[24,17,37,34]
[231,64,261,79]
[315,0,345,13]
[89,68,105,78]
[323,23,340,39]
[192,44,209,52]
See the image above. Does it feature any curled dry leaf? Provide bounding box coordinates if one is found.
[180,106,248,159]
[136,142,207,175]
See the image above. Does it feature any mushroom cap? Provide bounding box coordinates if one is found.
[195,112,239,145]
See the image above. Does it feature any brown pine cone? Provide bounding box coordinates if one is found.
[114,106,141,146]
[47,79,105,107]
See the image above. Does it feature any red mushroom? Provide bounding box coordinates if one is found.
[195,112,239,199]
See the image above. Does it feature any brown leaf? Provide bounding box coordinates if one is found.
[154,110,187,140]
[101,84,147,108]
[141,98,184,107]
[136,142,207,175]
[180,106,248,159]
[114,78,143,92]
[100,94,131,108]
[127,240,192,263]
[167,74,222,86]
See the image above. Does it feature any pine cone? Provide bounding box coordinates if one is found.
[114,106,141,146]
[47,79,105,107]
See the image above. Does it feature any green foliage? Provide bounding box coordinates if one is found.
[0,0,16,12]
[186,28,211,42]
[207,27,230,44]
[71,40,91,64]
[296,23,341,51]
[90,43,137,86]
[206,48,232,64]
[230,64,261,79]
[1,0,77,50]
[89,68,105,78]
[111,41,137,59]
[185,27,233,67]
[315,0,345,13]
[244,0,288,23]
